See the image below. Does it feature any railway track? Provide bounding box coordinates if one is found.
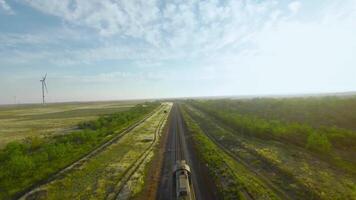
[157,104,193,200]
[175,108,184,162]
[18,105,164,200]
[160,104,186,200]
[158,104,221,200]
[108,105,170,199]
[172,105,197,200]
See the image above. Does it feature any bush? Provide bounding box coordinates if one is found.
[306,132,332,153]
[8,154,34,177]
[25,136,44,151]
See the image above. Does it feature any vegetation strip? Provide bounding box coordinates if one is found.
[181,105,279,200]
[21,103,171,199]
[184,104,293,199]
[187,98,356,174]
[0,103,159,200]
[185,99,356,199]
[0,101,138,149]
[140,110,171,200]
[109,104,170,199]
[19,104,162,200]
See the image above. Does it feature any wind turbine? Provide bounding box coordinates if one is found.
[40,73,48,104]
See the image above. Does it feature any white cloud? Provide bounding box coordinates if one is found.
[19,0,281,51]
[22,0,160,38]
[0,0,14,14]
[1,0,285,67]
[288,1,301,14]
[1,0,356,103]
[4,0,355,65]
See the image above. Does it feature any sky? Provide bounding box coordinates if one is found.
[0,0,355,104]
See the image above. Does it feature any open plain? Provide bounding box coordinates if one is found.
[0,97,355,200]
[0,101,141,148]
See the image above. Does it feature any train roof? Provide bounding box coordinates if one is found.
[174,160,191,173]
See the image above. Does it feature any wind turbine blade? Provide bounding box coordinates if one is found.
[44,73,47,80]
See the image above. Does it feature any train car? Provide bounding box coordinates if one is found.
[173,160,195,200]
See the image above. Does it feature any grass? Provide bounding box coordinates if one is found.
[187,97,356,173]
[181,105,280,200]
[0,101,139,149]
[184,97,356,200]
[0,102,158,200]
[30,103,172,200]
[194,96,356,130]
[127,104,171,200]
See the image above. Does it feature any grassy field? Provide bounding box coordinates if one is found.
[188,97,356,172]
[0,101,141,148]
[26,103,172,200]
[182,96,356,200]
[181,106,279,200]
[0,101,158,199]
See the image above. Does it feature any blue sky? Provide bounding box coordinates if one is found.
[0,0,355,104]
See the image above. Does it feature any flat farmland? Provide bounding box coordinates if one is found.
[182,96,356,199]
[0,101,142,148]
[20,102,172,200]
[0,101,159,199]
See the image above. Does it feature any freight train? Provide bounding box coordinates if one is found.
[173,160,195,200]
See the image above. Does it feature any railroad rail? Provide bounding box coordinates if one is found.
[172,105,195,200]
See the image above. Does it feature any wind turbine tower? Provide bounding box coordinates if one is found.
[40,73,48,104]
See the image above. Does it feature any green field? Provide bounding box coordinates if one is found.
[40,103,172,200]
[181,107,279,199]
[0,101,141,149]
[0,101,157,199]
[182,96,356,199]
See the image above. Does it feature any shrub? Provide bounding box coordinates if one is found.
[25,136,44,151]
[306,132,332,153]
[8,154,34,177]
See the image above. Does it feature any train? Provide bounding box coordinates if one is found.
[173,160,195,200]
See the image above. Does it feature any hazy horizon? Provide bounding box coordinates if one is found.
[1,0,355,104]
[1,90,355,106]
